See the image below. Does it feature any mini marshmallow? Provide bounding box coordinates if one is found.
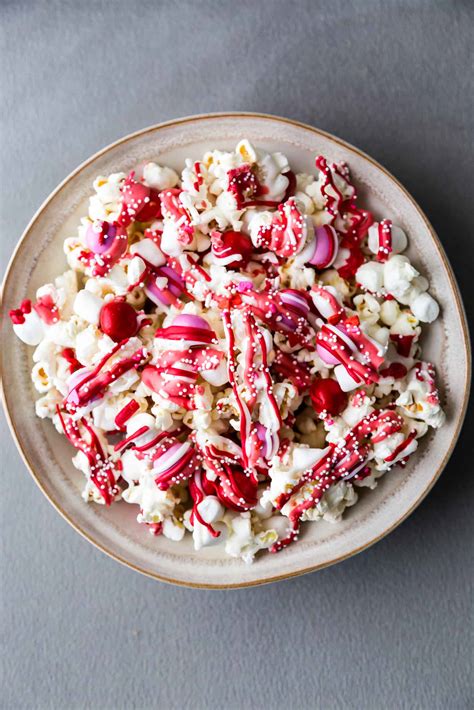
[192,496,225,550]
[73,290,103,325]
[334,365,361,392]
[368,223,407,256]
[12,310,44,345]
[130,238,166,267]
[410,292,440,323]
[127,256,147,286]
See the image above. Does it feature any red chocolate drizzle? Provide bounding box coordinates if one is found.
[271,409,405,552]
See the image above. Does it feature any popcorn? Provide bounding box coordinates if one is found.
[9,142,445,561]
[356,261,385,293]
[88,173,126,222]
[396,362,445,428]
[123,474,180,524]
[142,162,179,191]
[223,512,278,564]
[31,361,54,393]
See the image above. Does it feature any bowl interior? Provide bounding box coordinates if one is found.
[1,114,469,587]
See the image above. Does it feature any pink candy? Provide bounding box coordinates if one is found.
[155,314,217,347]
[255,423,279,461]
[118,172,162,226]
[153,439,197,490]
[316,324,357,365]
[86,221,127,256]
[85,221,128,276]
[280,289,310,318]
[307,225,339,269]
[257,198,307,258]
[144,266,186,307]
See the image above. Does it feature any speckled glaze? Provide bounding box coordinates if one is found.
[0,114,470,588]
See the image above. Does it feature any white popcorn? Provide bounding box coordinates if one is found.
[142,162,179,190]
[9,144,445,563]
[383,255,418,299]
[298,480,358,523]
[88,172,125,222]
[123,474,179,525]
[31,361,54,393]
[162,517,185,542]
[257,152,290,202]
[223,512,278,564]
[380,299,400,326]
[356,261,385,293]
[35,388,63,419]
[247,210,273,248]
[396,363,445,428]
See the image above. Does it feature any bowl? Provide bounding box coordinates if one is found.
[0,113,470,588]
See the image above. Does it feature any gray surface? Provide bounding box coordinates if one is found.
[1,1,472,708]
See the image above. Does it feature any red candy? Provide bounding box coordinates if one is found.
[118,172,162,226]
[310,377,348,415]
[210,230,254,269]
[99,298,138,342]
[379,362,408,379]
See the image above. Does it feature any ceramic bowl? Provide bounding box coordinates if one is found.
[0,113,470,588]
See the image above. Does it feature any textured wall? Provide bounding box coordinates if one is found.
[1,1,472,708]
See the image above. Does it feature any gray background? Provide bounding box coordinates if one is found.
[1,1,472,708]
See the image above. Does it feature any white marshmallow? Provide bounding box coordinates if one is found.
[334,365,361,392]
[130,238,166,267]
[368,223,407,256]
[410,292,440,323]
[73,290,103,325]
[192,496,224,550]
[12,310,45,345]
[127,256,146,286]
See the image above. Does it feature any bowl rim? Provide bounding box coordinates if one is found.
[0,111,471,589]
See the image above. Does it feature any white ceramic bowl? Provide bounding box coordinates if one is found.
[0,113,470,588]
